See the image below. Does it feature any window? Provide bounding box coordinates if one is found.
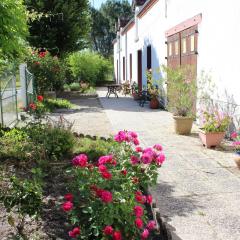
[190,35,195,52]
[129,54,132,80]
[182,38,187,54]
[175,41,179,55]
[123,57,125,81]
[147,45,152,69]
[168,42,172,56]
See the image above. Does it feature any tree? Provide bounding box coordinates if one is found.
[0,0,28,66]
[24,0,91,55]
[91,0,133,57]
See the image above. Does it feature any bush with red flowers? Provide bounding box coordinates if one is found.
[62,130,166,239]
[27,49,66,94]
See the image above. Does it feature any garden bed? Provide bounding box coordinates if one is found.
[0,125,171,240]
[57,91,98,99]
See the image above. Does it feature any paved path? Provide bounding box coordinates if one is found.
[97,88,240,240]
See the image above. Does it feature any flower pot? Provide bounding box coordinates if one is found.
[198,129,225,148]
[132,92,140,101]
[150,98,159,109]
[173,116,193,135]
[234,155,240,169]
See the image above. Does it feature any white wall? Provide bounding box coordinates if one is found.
[114,0,240,106]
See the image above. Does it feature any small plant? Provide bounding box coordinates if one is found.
[162,65,197,117]
[0,176,42,238]
[231,131,240,153]
[69,82,81,91]
[62,130,166,239]
[44,98,73,111]
[200,108,231,133]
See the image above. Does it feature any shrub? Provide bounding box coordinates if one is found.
[63,131,166,239]
[26,49,66,94]
[44,98,73,111]
[69,82,81,91]
[25,123,75,160]
[67,50,113,85]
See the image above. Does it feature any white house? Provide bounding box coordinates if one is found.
[113,0,240,115]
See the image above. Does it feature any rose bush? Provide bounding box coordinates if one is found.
[62,130,165,239]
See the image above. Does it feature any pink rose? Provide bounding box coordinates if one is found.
[62,201,73,212]
[101,171,112,180]
[155,153,165,165]
[141,153,153,164]
[134,205,144,217]
[129,131,138,138]
[146,195,153,204]
[131,155,140,165]
[69,227,80,238]
[147,220,156,230]
[135,218,143,229]
[133,138,140,145]
[121,169,127,176]
[153,144,163,151]
[103,225,114,235]
[98,155,113,165]
[101,190,113,203]
[135,146,143,152]
[231,132,238,139]
[98,165,107,172]
[72,154,88,167]
[141,229,149,239]
[113,231,122,240]
[64,193,73,202]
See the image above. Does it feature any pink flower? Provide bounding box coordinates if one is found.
[147,220,156,230]
[64,193,73,202]
[141,153,153,164]
[101,190,113,203]
[37,95,44,102]
[114,131,126,143]
[72,154,88,167]
[233,141,240,146]
[155,153,165,165]
[101,171,112,180]
[103,225,114,235]
[98,155,113,165]
[231,132,238,139]
[113,231,122,240]
[153,144,163,151]
[146,195,153,204]
[141,229,149,239]
[135,193,146,204]
[121,169,127,176]
[130,131,138,138]
[131,155,140,165]
[136,147,143,152]
[62,201,73,212]
[133,138,140,145]
[135,218,143,229]
[134,206,144,217]
[98,165,107,172]
[69,227,80,238]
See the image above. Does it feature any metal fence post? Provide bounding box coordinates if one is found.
[19,63,27,108]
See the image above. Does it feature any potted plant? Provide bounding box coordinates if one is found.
[146,69,161,109]
[199,109,231,148]
[132,82,140,100]
[162,65,197,135]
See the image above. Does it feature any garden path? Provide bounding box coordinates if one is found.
[97,88,240,240]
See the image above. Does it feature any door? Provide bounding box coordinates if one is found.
[137,50,142,91]
[167,24,198,110]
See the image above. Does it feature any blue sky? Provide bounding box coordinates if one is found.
[90,0,131,9]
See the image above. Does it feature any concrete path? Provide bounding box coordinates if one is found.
[97,88,240,240]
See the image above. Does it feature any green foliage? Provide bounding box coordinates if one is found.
[67,50,113,85]
[91,0,133,57]
[0,128,41,161]
[0,0,28,67]
[69,82,81,91]
[0,176,42,217]
[24,0,91,55]
[162,65,197,117]
[44,98,73,111]
[26,50,66,93]
[74,137,118,162]
[25,123,75,160]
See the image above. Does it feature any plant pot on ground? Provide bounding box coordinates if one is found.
[231,131,240,168]
[198,110,231,148]
[150,97,160,109]
[162,65,197,135]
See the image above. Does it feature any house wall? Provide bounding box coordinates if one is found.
[114,0,240,107]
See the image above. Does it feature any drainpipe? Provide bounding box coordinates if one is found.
[125,33,128,82]
[117,30,121,84]
[135,6,139,42]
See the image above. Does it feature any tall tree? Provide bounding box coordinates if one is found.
[91,0,133,57]
[24,0,91,55]
[0,0,28,66]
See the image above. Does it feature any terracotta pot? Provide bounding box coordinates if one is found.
[150,98,159,109]
[173,116,193,135]
[234,156,240,169]
[198,129,225,148]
